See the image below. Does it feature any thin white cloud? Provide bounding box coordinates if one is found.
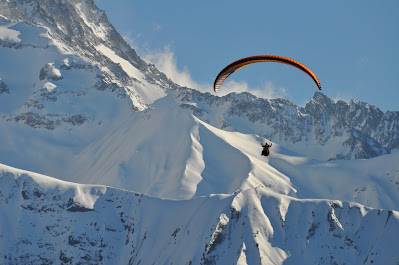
[251,81,288,99]
[143,46,209,91]
[217,80,287,100]
[141,45,287,100]
[121,31,141,51]
[333,91,353,104]
[357,56,368,69]
[152,22,162,31]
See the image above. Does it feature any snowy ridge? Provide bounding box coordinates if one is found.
[4,90,397,209]
[0,163,105,210]
[1,163,399,264]
[175,89,399,160]
[1,0,399,264]
[0,0,169,115]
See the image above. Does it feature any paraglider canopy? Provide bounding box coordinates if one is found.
[214,55,321,93]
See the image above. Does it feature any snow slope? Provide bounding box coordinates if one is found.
[174,89,399,160]
[269,149,399,211]
[1,1,399,264]
[3,89,398,211]
[2,83,399,209]
[1,163,399,265]
[2,90,399,263]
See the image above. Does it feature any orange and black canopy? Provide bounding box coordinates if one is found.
[214,55,321,92]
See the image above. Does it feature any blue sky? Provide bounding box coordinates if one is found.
[95,0,399,111]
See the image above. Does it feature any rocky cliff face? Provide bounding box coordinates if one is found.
[174,89,398,160]
[0,0,163,78]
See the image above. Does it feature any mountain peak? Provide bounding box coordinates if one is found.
[306,91,335,111]
[1,1,399,263]
[176,89,398,160]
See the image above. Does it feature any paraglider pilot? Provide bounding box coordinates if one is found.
[261,142,272,156]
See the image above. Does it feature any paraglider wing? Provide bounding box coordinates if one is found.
[213,55,321,92]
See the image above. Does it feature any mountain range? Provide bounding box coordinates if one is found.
[0,0,398,264]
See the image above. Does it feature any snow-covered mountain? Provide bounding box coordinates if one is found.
[1,161,399,264]
[0,0,168,115]
[174,88,399,161]
[1,0,399,264]
[0,0,398,165]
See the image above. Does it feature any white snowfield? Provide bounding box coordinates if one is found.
[4,92,397,209]
[1,158,399,265]
[0,22,21,42]
[1,93,399,264]
[1,1,399,263]
[1,95,399,264]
